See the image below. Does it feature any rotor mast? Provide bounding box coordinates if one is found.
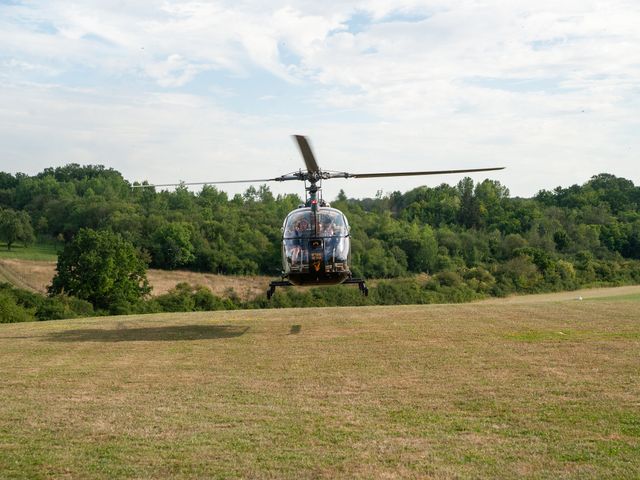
[305,178,323,212]
[294,135,323,212]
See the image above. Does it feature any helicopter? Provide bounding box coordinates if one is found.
[135,135,504,299]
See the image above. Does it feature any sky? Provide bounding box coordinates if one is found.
[1,0,639,201]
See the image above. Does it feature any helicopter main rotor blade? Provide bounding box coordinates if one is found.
[131,177,294,189]
[329,166,505,180]
[293,135,320,174]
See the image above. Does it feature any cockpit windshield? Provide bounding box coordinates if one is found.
[283,210,313,238]
[316,209,347,238]
[282,207,351,276]
[283,207,348,238]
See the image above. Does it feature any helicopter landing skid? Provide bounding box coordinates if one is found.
[266,278,369,299]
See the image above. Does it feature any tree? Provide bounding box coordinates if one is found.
[49,228,150,311]
[0,208,35,250]
[150,222,195,269]
[457,177,480,228]
[399,223,438,273]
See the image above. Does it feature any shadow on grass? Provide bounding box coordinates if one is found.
[289,324,301,335]
[45,324,250,343]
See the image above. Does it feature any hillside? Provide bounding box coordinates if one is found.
[3,257,639,306]
[2,167,640,302]
[1,296,638,478]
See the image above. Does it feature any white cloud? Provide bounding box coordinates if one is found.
[0,0,638,199]
[144,54,210,87]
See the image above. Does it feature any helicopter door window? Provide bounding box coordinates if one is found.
[323,231,350,272]
[283,211,312,272]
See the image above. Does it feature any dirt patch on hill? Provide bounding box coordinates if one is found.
[0,258,55,293]
[146,269,269,299]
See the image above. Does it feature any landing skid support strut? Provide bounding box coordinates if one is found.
[267,280,293,300]
[342,277,369,296]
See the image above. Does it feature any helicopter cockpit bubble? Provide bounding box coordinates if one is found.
[282,207,351,276]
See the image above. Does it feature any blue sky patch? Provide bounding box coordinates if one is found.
[344,11,372,34]
[278,42,302,66]
[531,37,567,50]
[378,10,431,24]
[464,76,573,94]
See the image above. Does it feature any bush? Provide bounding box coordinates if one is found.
[435,271,463,288]
[35,295,94,321]
[497,255,543,292]
[463,267,496,294]
[154,283,236,312]
[155,283,196,312]
[0,291,34,323]
[0,283,95,321]
[373,280,423,305]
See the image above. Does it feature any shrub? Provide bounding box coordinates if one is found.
[435,271,463,288]
[35,295,94,321]
[0,291,34,323]
[154,283,236,312]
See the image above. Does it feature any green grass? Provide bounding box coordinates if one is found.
[588,293,640,302]
[0,243,59,261]
[0,301,639,479]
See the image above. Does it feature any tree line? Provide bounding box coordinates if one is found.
[0,164,639,320]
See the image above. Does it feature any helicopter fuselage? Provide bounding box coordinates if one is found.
[281,206,352,286]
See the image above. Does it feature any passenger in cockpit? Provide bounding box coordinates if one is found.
[291,218,308,265]
[322,218,337,261]
[321,220,334,237]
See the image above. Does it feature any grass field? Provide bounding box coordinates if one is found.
[1,295,639,479]
[590,293,640,302]
[0,243,59,261]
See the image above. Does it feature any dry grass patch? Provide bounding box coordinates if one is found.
[146,269,269,299]
[0,258,270,300]
[0,258,54,292]
[1,301,639,478]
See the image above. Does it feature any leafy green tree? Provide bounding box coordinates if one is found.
[150,222,195,269]
[500,233,528,259]
[497,255,543,292]
[457,177,480,228]
[0,208,35,250]
[624,221,640,259]
[474,179,509,229]
[49,228,150,311]
[399,223,438,273]
[359,239,407,278]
